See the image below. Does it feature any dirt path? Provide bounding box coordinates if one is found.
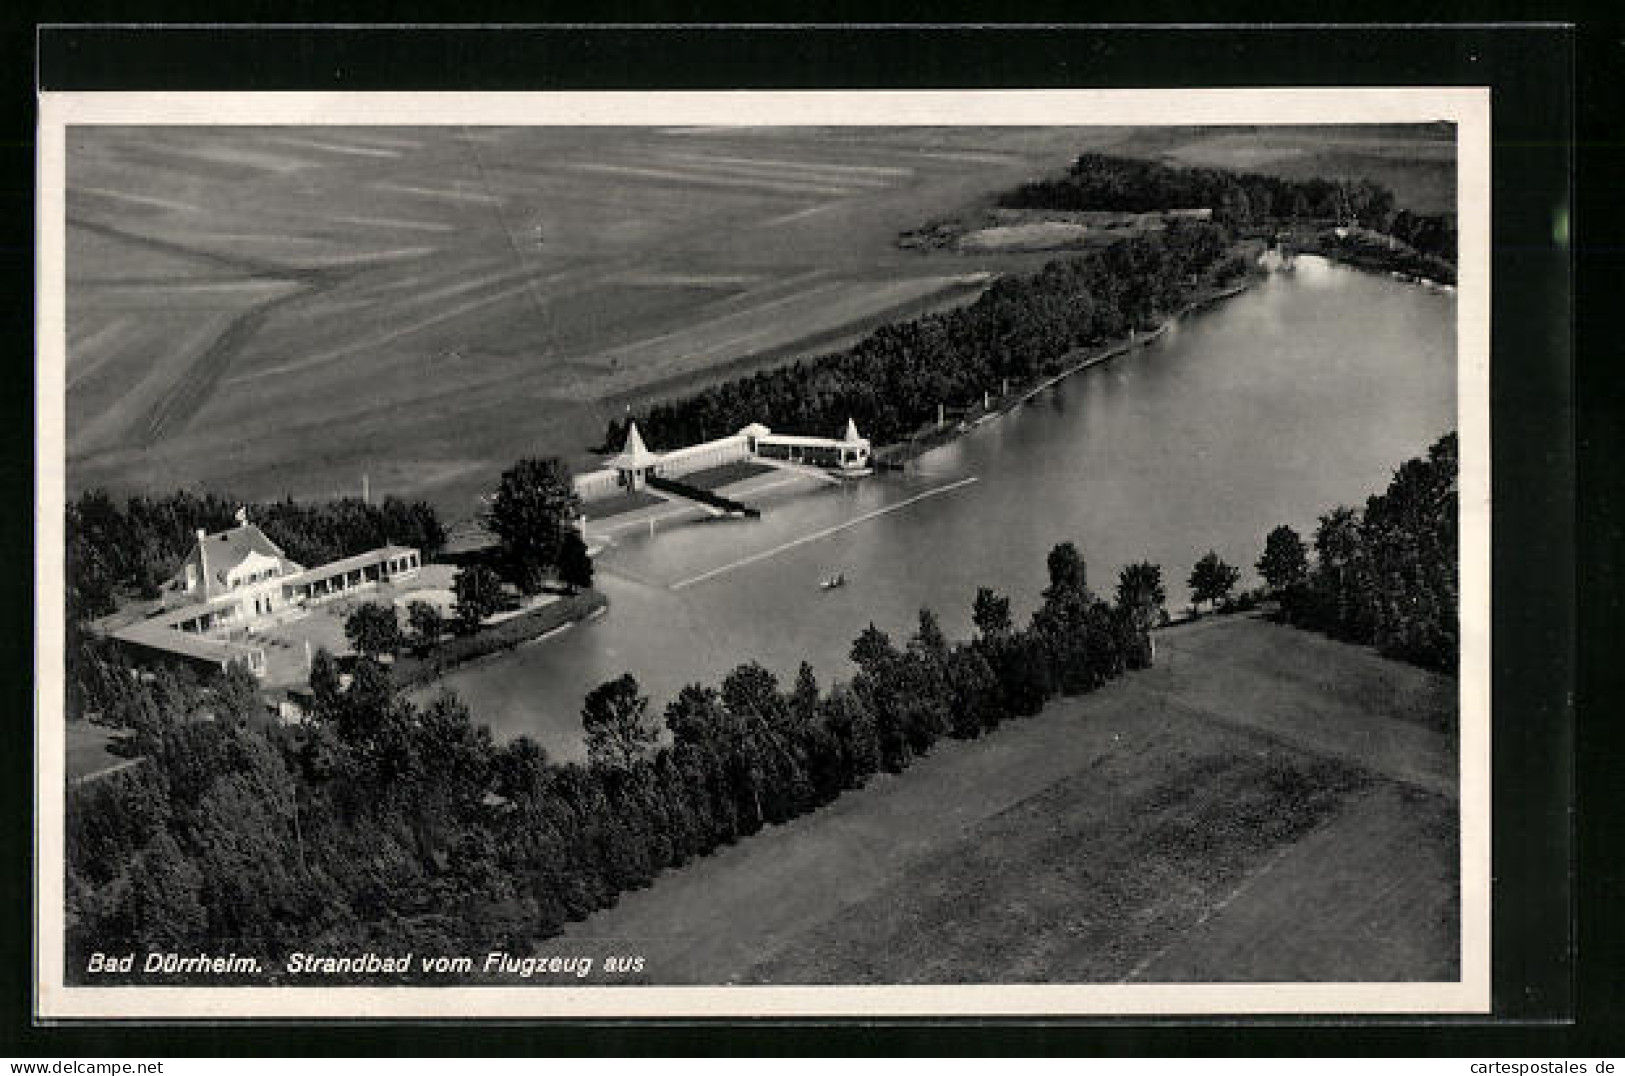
[558,616,1458,984]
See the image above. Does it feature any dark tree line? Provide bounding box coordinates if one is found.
[66,541,1162,980]
[1263,432,1458,672]
[998,152,1456,262]
[612,223,1235,453]
[1316,227,1457,286]
[67,489,445,623]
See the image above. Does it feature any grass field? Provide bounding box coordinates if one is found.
[557,615,1458,984]
[65,126,1109,516]
[64,124,1454,524]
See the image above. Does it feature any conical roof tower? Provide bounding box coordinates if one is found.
[610,421,662,470]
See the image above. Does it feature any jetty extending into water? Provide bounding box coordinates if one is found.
[647,472,761,518]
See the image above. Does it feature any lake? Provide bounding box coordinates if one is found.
[424,256,1456,759]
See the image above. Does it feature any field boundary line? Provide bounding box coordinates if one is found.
[668,476,979,592]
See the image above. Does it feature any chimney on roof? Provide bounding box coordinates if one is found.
[195,529,210,597]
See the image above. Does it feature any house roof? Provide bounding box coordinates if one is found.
[109,616,263,666]
[191,523,302,588]
[293,544,418,583]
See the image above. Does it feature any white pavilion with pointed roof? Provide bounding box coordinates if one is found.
[606,421,664,491]
[572,417,873,502]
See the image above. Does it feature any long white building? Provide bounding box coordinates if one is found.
[574,419,872,501]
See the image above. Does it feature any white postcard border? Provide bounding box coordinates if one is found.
[35,87,1492,1020]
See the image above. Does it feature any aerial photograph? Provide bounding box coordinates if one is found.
[58,121,1461,991]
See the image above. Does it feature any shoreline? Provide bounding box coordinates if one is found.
[1313,247,1457,291]
[393,588,609,692]
[874,272,1260,467]
[1275,223,1457,288]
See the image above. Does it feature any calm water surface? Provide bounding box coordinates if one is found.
[426,257,1456,759]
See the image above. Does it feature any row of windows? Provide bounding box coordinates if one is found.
[230,566,280,589]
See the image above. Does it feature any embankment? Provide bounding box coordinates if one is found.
[392,588,608,690]
[875,273,1258,467]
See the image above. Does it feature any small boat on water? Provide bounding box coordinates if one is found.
[820,572,847,590]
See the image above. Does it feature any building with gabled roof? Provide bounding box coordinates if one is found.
[169,520,305,604]
[102,510,422,680]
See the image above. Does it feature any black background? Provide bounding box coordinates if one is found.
[6,11,1611,1057]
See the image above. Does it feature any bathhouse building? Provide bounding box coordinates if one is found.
[101,512,421,679]
[573,419,872,502]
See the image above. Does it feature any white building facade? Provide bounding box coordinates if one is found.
[574,419,871,502]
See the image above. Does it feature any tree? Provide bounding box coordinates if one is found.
[345,602,403,660]
[406,600,444,654]
[212,662,266,727]
[945,646,998,739]
[1115,562,1166,666]
[1257,525,1309,593]
[557,530,594,593]
[335,657,401,750]
[788,662,821,724]
[308,647,344,718]
[492,735,551,804]
[410,691,495,821]
[122,830,207,949]
[1188,551,1241,612]
[487,458,580,595]
[972,587,1012,641]
[664,683,731,747]
[1115,562,1166,623]
[582,673,659,770]
[819,686,881,787]
[721,663,784,725]
[1044,541,1088,603]
[149,665,202,726]
[849,623,897,673]
[908,608,949,662]
[452,565,504,633]
[1316,504,1361,563]
[103,672,167,747]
